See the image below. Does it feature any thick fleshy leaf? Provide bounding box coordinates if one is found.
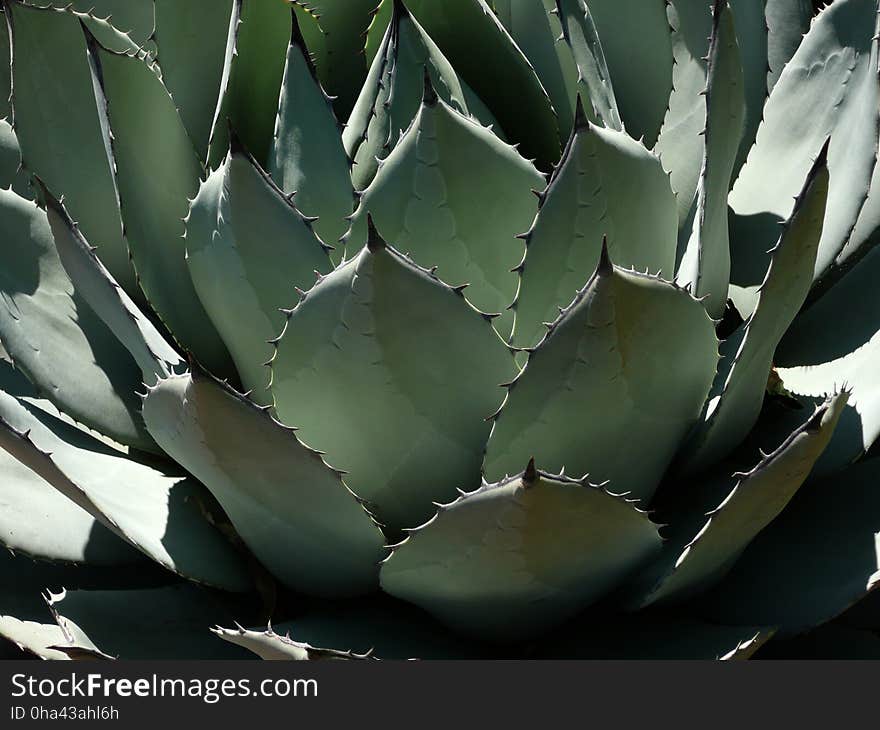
[142,371,387,598]
[213,625,373,660]
[654,0,715,228]
[766,0,814,91]
[0,388,252,592]
[396,0,561,169]
[207,0,290,169]
[290,0,379,119]
[583,0,673,147]
[512,101,677,350]
[485,246,719,503]
[728,0,768,178]
[698,457,880,635]
[0,119,29,197]
[6,2,139,298]
[271,230,518,531]
[381,464,661,640]
[345,94,544,335]
[92,38,234,377]
[49,584,249,660]
[729,0,880,287]
[0,187,152,448]
[343,1,501,192]
[19,0,155,48]
[679,144,830,474]
[269,14,354,252]
[38,181,182,384]
[676,0,745,318]
[0,8,9,119]
[628,394,846,609]
[186,142,332,405]
[779,328,880,458]
[153,0,234,160]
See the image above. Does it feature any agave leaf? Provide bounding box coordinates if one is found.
[697,457,880,636]
[90,35,235,377]
[213,624,374,661]
[398,0,561,169]
[343,0,501,192]
[0,388,252,592]
[535,613,774,659]
[778,328,880,459]
[187,140,332,405]
[0,119,29,197]
[207,0,290,170]
[381,463,662,640]
[153,0,234,160]
[269,12,355,254]
[345,93,544,337]
[0,615,100,660]
[0,187,154,448]
[553,0,622,135]
[679,143,829,474]
[485,244,719,503]
[582,0,673,148]
[39,182,183,384]
[676,0,745,318]
[142,370,387,597]
[364,0,391,68]
[48,584,248,660]
[18,0,154,48]
[271,226,518,531]
[729,0,880,287]
[765,0,814,91]
[6,1,140,299]
[654,0,715,229]
[0,8,9,119]
[628,394,846,609]
[512,100,678,351]
[290,0,379,119]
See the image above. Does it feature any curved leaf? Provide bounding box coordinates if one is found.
[345,94,544,335]
[213,624,373,660]
[485,244,719,503]
[766,0,814,91]
[512,101,678,350]
[269,13,354,252]
[186,141,332,404]
[92,37,234,376]
[19,0,155,48]
[0,119,28,197]
[142,370,387,598]
[381,463,661,640]
[271,228,518,531]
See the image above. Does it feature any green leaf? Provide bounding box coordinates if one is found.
[364,0,391,68]
[0,119,29,197]
[0,187,152,449]
[676,0,746,318]
[485,244,719,503]
[0,8,10,120]
[92,37,235,377]
[153,0,234,160]
[345,93,544,336]
[213,624,373,660]
[380,462,661,640]
[7,2,140,300]
[553,0,622,134]
[271,227,518,532]
[186,139,332,404]
[766,0,814,91]
[654,0,714,228]
[0,388,252,592]
[583,0,673,148]
[49,584,249,659]
[779,328,880,458]
[290,0,380,119]
[142,370,387,598]
[729,0,880,287]
[19,0,155,48]
[401,0,561,170]
[343,1,501,191]
[269,13,355,254]
[679,144,830,474]
[697,457,880,636]
[207,0,290,170]
[512,100,678,350]
[627,394,846,609]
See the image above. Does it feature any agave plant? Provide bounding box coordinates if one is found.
[0,0,879,661]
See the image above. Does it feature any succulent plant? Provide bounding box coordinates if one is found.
[1,0,879,661]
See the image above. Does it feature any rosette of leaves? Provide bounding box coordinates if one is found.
[1,0,879,661]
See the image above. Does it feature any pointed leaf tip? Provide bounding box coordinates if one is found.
[365,214,386,252]
[523,457,538,484]
[574,95,589,132]
[596,235,613,276]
